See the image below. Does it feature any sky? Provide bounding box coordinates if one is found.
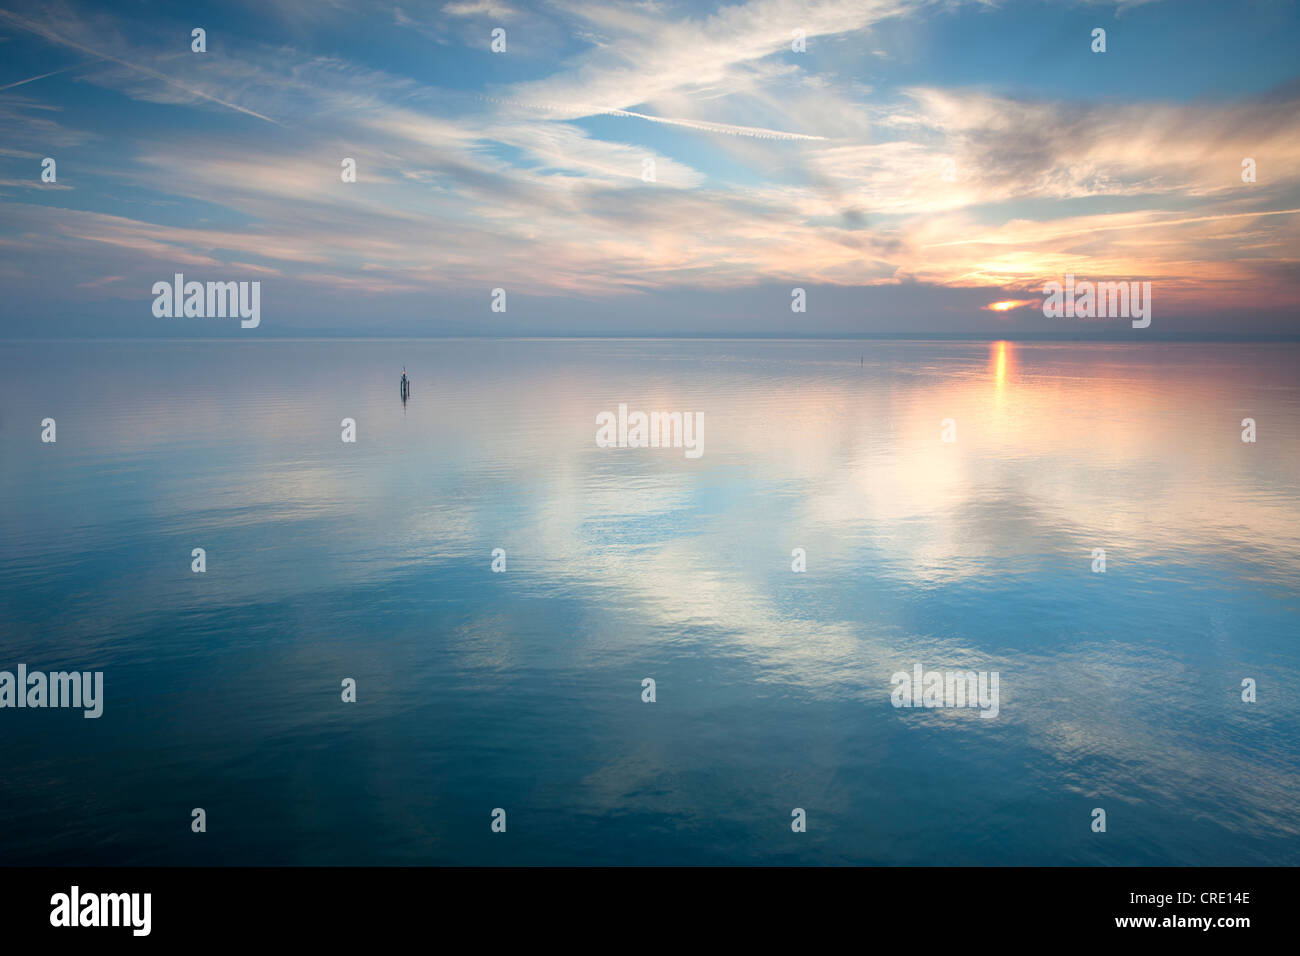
[0,0,1298,337]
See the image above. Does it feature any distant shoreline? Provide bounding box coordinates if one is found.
[4,334,1300,344]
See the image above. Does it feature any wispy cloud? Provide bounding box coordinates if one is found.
[0,7,279,123]
[0,0,1297,332]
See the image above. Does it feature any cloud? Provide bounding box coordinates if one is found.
[0,7,279,123]
[0,0,1297,331]
[442,0,517,17]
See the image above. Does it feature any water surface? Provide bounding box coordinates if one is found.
[1,338,1296,865]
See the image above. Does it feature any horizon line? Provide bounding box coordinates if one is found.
[4,333,1300,343]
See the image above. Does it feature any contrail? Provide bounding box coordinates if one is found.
[0,8,278,124]
[482,94,827,142]
[0,61,90,91]
[605,107,827,142]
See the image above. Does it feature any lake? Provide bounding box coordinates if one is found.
[1,338,1296,865]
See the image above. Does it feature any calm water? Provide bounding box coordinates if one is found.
[1,338,1297,866]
